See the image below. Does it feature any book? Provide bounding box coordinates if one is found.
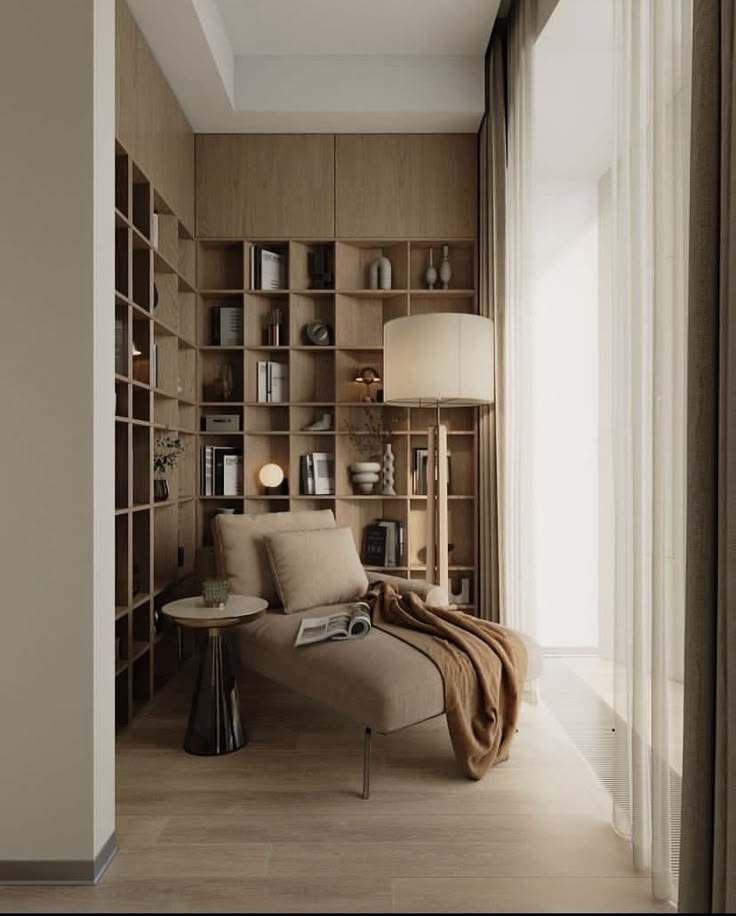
[300,454,315,496]
[268,361,288,403]
[363,518,405,566]
[294,601,372,646]
[257,360,288,403]
[212,307,243,346]
[151,212,159,250]
[377,520,397,567]
[258,247,286,290]
[201,446,243,496]
[257,361,268,402]
[222,453,243,496]
[412,448,452,495]
[312,451,334,495]
[201,446,214,496]
[363,523,387,566]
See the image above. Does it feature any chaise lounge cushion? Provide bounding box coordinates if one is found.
[236,604,445,733]
[214,509,336,607]
[264,526,369,613]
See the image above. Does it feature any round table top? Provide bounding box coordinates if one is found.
[162,595,268,629]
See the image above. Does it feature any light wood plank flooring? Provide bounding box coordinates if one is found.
[0,663,671,913]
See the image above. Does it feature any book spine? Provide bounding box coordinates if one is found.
[211,307,220,346]
[257,361,267,403]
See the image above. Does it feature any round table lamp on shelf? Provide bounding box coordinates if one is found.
[383,312,494,592]
[258,462,286,496]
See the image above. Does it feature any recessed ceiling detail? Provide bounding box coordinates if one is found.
[126,0,500,132]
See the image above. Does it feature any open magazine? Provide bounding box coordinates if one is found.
[294,601,372,647]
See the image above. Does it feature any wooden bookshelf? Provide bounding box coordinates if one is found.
[114,141,197,731]
[195,238,479,613]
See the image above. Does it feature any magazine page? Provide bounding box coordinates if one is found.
[295,613,350,646]
[294,602,372,646]
[340,602,371,639]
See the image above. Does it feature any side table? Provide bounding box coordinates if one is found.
[162,595,267,755]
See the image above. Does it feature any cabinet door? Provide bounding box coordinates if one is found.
[335,135,477,239]
[196,135,335,239]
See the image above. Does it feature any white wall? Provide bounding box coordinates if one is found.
[530,179,599,648]
[0,0,115,869]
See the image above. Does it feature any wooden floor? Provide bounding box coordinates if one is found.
[0,663,670,913]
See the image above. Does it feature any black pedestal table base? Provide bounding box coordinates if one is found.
[184,627,245,755]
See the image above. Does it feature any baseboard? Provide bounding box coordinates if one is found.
[0,831,117,885]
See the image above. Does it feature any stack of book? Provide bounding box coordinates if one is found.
[211,306,243,346]
[250,245,287,290]
[412,447,452,495]
[200,446,243,496]
[299,452,334,496]
[363,519,405,567]
[256,361,288,403]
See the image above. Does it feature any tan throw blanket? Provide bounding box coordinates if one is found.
[368,581,528,779]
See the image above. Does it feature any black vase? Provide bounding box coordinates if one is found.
[154,478,169,501]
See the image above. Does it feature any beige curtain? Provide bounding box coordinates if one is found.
[477,31,506,623]
[679,0,736,911]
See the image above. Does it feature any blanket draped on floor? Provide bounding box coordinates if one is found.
[368,581,528,779]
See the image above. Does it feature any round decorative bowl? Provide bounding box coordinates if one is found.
[350,462,381,473]
[352,472,380,483]
[351,469,380,494]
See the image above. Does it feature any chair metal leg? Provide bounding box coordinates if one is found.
[362,727,372,799]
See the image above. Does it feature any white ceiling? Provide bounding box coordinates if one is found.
[534,0,613,179]
[217,0,499,56]
[126,0,501,133]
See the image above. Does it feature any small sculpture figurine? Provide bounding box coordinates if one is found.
[439,244,452,290]
[369,255,392,291]
[425,248,437,290]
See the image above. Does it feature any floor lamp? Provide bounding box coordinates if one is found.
[383,313,494,593]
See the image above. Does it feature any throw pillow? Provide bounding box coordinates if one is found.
[264,526,370,613]
[214,509,336,607]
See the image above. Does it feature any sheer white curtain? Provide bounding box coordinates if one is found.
[502,0,536,637]
[608,0,692,901]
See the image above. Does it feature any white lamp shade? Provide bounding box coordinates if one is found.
[383,313,494,406]
[258,463,284,488]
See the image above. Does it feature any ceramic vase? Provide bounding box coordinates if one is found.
[382,442,396,495]
[425,248,437,290]
[153,478,169,502]
[350,461,381,495]
[439,245,452,290]
[369,256,392,291]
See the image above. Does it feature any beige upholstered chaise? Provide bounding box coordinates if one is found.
[214,509,540,797]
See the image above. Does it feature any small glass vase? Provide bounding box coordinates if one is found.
[202,577,230,609]
[153,478,169,501]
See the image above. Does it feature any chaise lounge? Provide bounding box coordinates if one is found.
[214,509,542,797]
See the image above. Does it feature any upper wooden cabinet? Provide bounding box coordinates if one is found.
[335,135,477,239]
[196,135,336,239]
[115,0,195,234]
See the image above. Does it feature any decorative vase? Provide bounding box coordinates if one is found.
[425,248,437,290]
[369,256,392,291]
[439,244,452,290]
[153,478,169,501]
[349,461,381,495]
[382,443,396,495]
[202,577,230,609]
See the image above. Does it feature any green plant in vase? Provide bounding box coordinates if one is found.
[153,434,184,502]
